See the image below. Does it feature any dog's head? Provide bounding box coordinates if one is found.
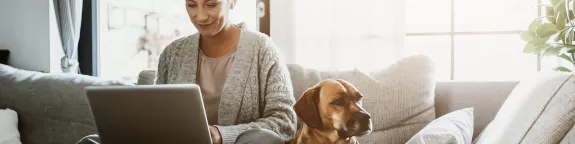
[294,79,372,138]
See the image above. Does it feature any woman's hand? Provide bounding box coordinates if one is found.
[209,125,222,144]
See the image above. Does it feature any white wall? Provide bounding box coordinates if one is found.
[232,0,257,30]
[270,0,295,64]
[0,0,53,72]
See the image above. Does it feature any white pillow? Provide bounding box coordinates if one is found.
[288,55,436,144]
[406,108,474,144]
[0,108,21,144]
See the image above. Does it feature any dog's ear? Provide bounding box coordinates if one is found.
[294,86,323,129]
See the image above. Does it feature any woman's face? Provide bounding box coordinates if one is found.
[185,0,235,37]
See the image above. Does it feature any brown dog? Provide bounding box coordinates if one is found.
[291,79,372,144]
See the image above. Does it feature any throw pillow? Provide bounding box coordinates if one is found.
[287,55,436,144]
[0,108,21,144]
[406,108,474,144]
[474,71,575,144]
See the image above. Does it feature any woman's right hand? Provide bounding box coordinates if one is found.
[209,125,222,144]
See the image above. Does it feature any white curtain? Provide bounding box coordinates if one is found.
[53,0,83,73]
[286,0,405,72]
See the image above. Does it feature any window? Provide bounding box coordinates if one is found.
[404,0,540,81]
[97,0,256,82]
[95,0,544,82]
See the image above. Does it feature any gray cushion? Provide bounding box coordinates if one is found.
[138,69,156,85]
[0,64,132,144]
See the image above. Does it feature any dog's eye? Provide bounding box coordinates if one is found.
[332,98,347,106]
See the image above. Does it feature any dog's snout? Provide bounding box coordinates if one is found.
[346,111,372,136]
[352,112,371,122]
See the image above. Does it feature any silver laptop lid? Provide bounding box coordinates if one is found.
[85,84,211,144]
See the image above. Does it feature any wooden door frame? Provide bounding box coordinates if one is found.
[257,0,270,36]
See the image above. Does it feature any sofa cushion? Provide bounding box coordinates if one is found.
[407,108,474,144]
[0,108,21,144]
[474,71,575,144]
[287,55,436,144]
[0,64,132,144]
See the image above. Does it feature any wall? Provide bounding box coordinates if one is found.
[270,0,295,64]
[0,0,53,72]
[232,0,257,30]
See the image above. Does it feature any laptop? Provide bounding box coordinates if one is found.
[85,84,212,144]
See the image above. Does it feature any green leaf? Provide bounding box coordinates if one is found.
[523,43,538,53]
[537,23,560,38]
[564,27,573,44]
[556,30,566,42]
[547,6,556,15]
[520,31,535,42]
[547,6,558,23]
[554,66,572,72]
[529,19,542,33]
[543,46,563,56]
[552,0,562,5]
[572,2,575,19]
[535,44,554,53]
[533,36,552,46]
[555,1,566,17]
[557,12,567,30]
[559,53,574,62]
[568,48,575,53]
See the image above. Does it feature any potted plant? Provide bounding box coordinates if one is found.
[521,0,575,72]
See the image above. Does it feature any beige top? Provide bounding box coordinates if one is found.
[197,49,236,125]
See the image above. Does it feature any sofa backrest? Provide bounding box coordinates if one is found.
[435,81,517,138]
[137,68,518,139]
[0,64,132,144]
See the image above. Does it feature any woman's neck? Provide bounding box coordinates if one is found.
[200,24,240,58]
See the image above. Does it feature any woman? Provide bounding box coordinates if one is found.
[77,0,294,143]
[156,0,296,144]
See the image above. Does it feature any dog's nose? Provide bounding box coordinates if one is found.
[352,111,371,123]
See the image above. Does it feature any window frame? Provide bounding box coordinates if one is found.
[78,0,100,76]
[405,0,542,80]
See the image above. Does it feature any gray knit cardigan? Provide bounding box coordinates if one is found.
[155,25,297,144]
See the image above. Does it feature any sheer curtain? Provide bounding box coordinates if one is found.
[281,0,405,72]
[53,0,83,73]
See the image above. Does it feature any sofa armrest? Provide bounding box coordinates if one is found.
[434,81,518,139]
[561,125,575,143]
[0,64,133,143]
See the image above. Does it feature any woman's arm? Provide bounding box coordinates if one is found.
[155,49,169,85]
[155,39,181,85]
[215,40,297,144]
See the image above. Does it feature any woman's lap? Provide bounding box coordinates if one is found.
[234,128,285,144]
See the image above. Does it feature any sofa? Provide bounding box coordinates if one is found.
[0,60,573,144]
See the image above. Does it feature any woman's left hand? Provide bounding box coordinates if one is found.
[209,125,222,144]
